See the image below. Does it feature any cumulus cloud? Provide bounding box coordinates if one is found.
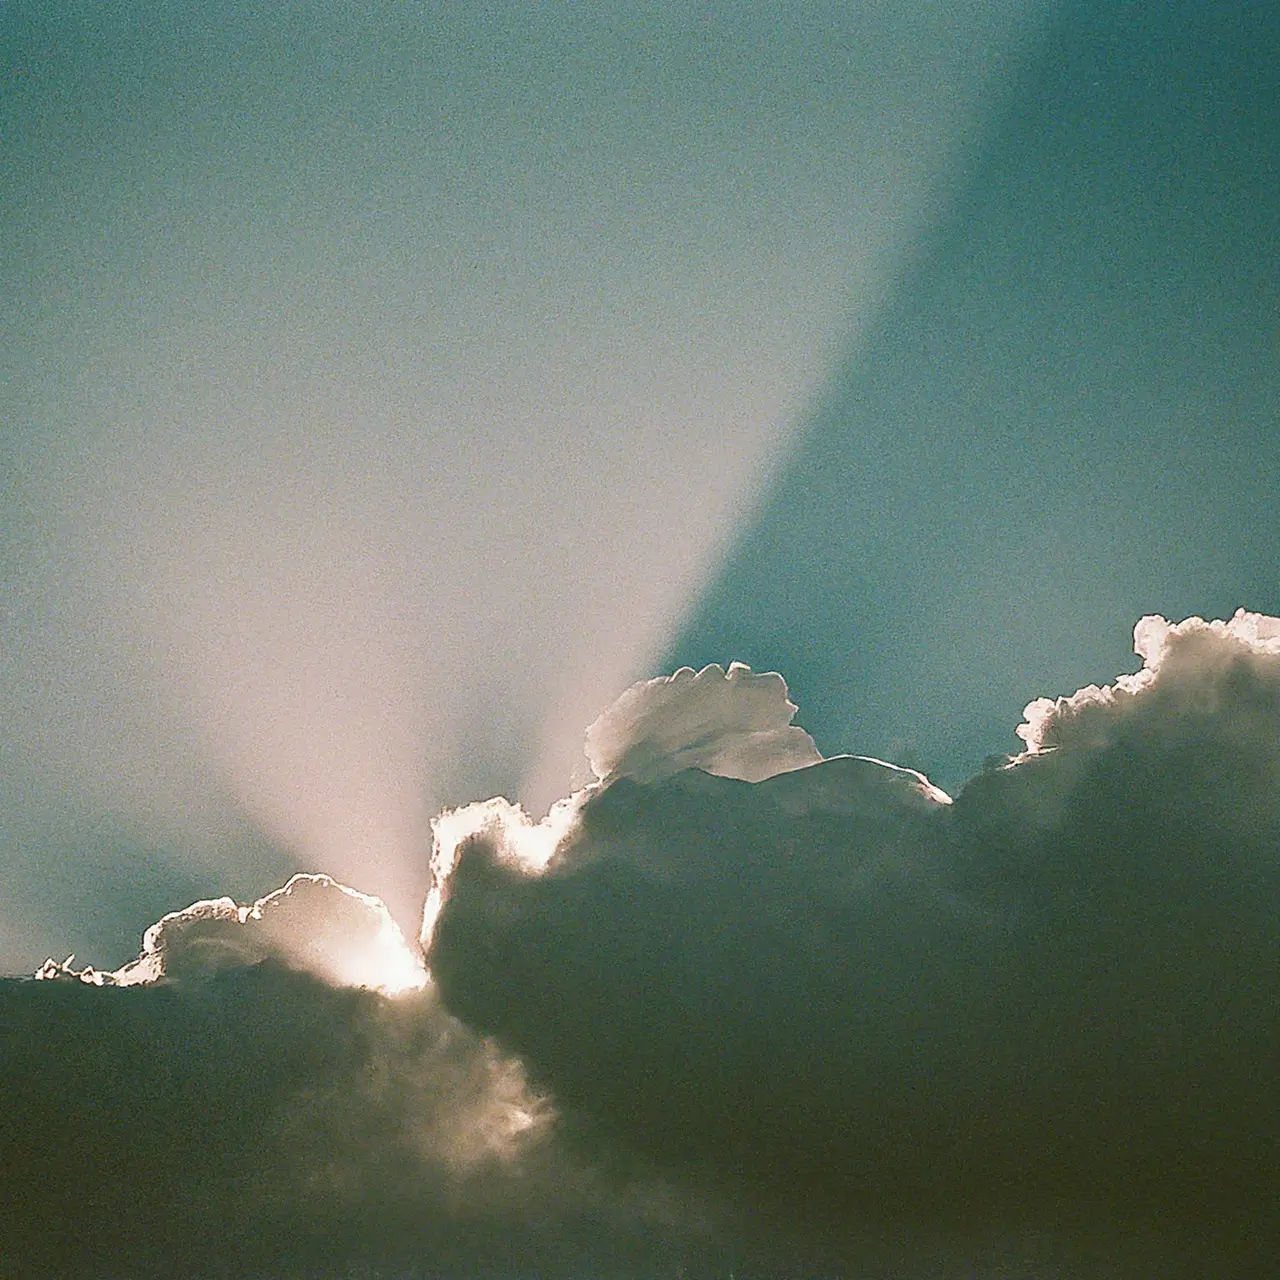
[427,616,1280,1275]
[585,661,823,785]
[5,873,717,1279]
[1017,608,1280,772]
[108,872,430,994]
[8,617,1280,1277]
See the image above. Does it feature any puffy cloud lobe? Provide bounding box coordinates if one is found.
[420,662,826,953]
[110,872,429,994]
[428,615,1280,1275]
[585,661,822,785]
[1018,608,1280,756]
[992,610,1280,841]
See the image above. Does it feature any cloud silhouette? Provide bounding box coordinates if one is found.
[428,611,1280,1274]
[3,879,710,1279]
[6,611,1280,1278]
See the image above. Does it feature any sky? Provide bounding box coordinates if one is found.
[3,0,1280,1276]
[1,0,1049,967]
[668,0,1280,790]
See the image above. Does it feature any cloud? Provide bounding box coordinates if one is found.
[585,661,823,785]
[108,872,430,995]
[427,614,1280,1275]
[1019,608,1280,748]
[4,879,710,1279]
[7,613,1280,1277]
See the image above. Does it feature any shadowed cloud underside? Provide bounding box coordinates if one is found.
[5,610,1280,1278]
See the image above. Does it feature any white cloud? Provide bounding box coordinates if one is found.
[1017,608,1280,755]
[584,661,823,785]
[108,872,428,996]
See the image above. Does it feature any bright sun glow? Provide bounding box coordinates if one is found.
[70,874,432,996]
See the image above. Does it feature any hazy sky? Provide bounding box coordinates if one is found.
[2,0,1049,966]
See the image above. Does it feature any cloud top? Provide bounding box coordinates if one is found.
[1017,607,1280,754]
[10,611,1280,1277]
[584,661,822,785]
[94,873,428,995]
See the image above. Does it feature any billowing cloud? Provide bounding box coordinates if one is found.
[1017,606,1280,765]
[6,613,1280,1277]
[107,872,430,995]
[427,612,1280,1275]
[4,877,712,1279]
[585,661,823,785]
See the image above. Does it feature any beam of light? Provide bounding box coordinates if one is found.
[1,1,1053,967]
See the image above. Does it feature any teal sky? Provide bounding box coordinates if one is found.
[2,1,1049,966]
[670,0,1280,790]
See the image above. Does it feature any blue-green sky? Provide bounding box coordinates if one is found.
[6,0,1278,964]
[2,0,1050,966]
[669,0,1279,790]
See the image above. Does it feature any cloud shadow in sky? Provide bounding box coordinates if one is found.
[667,0,1280,791]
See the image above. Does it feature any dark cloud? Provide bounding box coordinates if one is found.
[428,613,1280,1275]
[7,614,1280,1277]
[1,878,717,1279]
